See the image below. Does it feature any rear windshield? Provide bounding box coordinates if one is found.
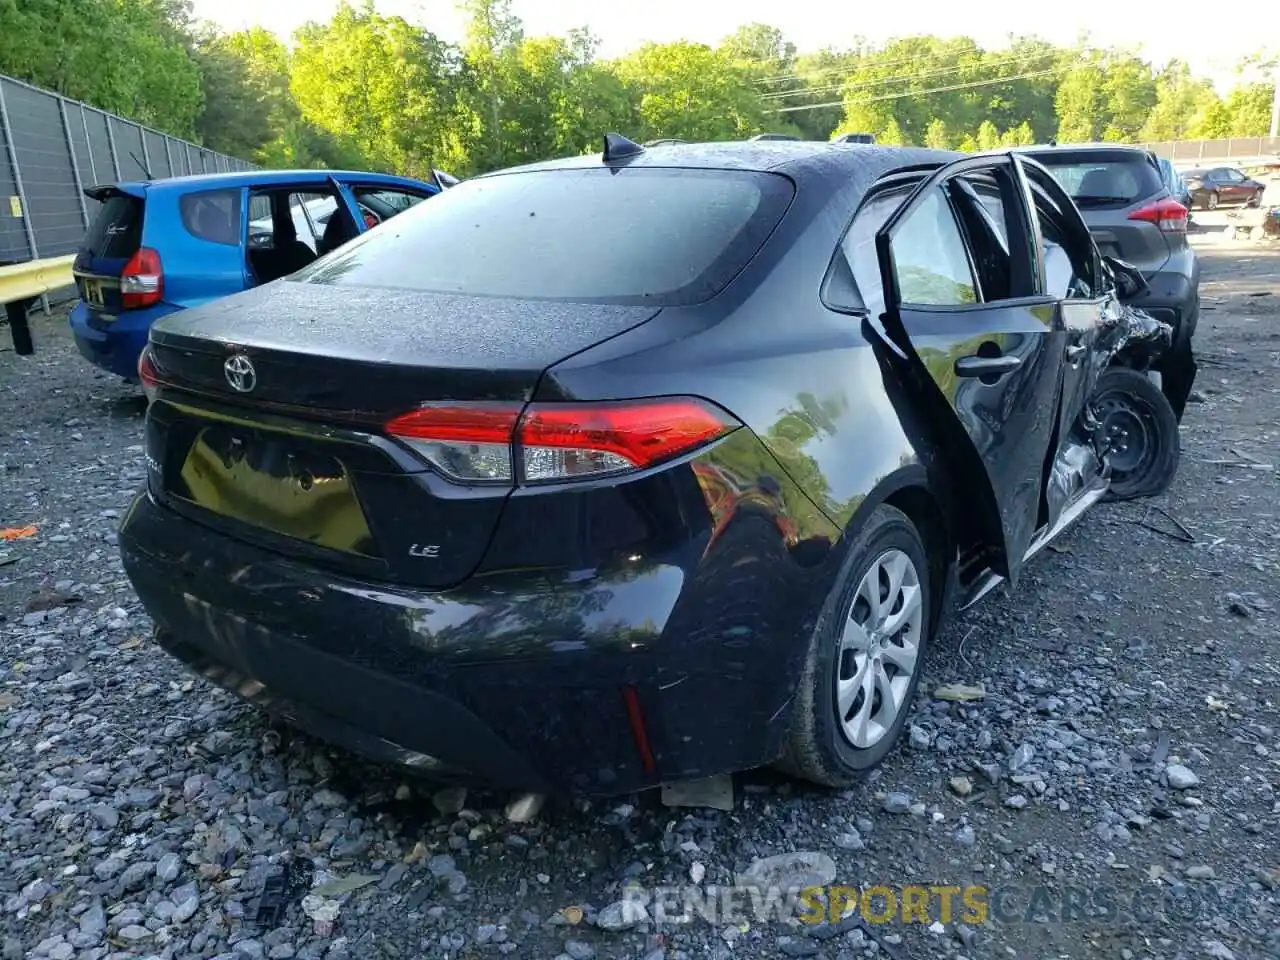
[82,193,143,259]
[1025,150,1163,208]
[294,167,795,305]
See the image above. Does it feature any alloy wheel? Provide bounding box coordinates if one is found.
[834,549,924,749]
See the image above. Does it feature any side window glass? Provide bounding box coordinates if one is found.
[839,189,912,318]
[355,187,428,224]
[888,187,977,307]
[1029,184,1095,300]
[290,192,337,253]
[180,189,242,246]
[247,194,273,250]
[948,175,1015,301]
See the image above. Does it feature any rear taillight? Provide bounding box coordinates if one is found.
[1128,198,1188,234]
[385,398,740,485]
[121,247,163,309]
[138,344,160,403]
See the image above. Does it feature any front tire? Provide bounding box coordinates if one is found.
[1095,366,1180,500]
[1206,191,1219,210]
[779,505,932,787]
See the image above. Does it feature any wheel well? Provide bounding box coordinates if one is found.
[883,485,951,632]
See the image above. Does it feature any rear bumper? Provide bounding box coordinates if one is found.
[1132,254,1199,421]
[119,490,816,794]
[69,301,176,380]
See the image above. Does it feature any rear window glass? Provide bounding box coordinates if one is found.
[180,189,242,246]
[82,194,143,258]
[1025,151,1163,208]
[294,167,795,306]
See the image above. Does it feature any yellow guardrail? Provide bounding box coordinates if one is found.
[0,254,75,305]
[2,254,75,356]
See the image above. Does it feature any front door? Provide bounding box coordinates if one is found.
[872,154,1064,584]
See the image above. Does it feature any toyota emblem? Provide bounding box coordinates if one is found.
[224,353,256,393]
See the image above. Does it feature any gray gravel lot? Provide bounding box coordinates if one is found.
[2,243,1278,960]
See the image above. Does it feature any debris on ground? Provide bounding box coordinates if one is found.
[933,682,986,702]
[660,774,734,811]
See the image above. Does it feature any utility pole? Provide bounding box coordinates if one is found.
[1271,66,1279,138]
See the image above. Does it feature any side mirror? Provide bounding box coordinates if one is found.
[1102,255,1150,302]
[431,169,460,190]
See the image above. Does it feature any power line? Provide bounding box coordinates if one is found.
[754,44,1068,86]
[771,68,1062,114]
[758,51,1056,102]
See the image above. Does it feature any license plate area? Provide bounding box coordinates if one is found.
[169,423,379,558]
[82,278,106,308]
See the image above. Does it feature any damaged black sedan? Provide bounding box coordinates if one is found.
[120,137,1187,794]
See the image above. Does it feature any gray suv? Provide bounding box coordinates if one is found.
[1020,144,1199,421]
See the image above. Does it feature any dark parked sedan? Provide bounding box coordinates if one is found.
[1183,166,1267,209]
[121,137,1182,795]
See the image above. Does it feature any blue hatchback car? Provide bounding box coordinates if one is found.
[70,168,452,380]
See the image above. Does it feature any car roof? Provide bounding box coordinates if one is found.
[483,140,960,189]
[91,169,432,194]
[1015,143,1157,158]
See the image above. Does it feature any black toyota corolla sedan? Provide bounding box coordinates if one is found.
[121,136,1185,795]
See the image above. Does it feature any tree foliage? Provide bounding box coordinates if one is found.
[0,2,1274,174]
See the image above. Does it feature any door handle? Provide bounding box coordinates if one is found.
[1066,344,1087,361]
[955,354,1022,378]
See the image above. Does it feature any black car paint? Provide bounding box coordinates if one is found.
[121,142,1172,795]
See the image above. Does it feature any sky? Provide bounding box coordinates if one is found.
[192,0,1279,89]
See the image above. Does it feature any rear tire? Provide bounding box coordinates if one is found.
[1206,191,1219,210]
[1094,366,1180,501]
[779,505,932,787]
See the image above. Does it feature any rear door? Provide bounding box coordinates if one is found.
[1015,157,1111,511]
[1217,168,1249,202]
[73,186,145,324]
[868,154,1064,583]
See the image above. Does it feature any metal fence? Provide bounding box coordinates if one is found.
[1138,136,1280,166]
[0,73,254,264]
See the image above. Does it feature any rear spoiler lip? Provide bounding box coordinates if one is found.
[84,183,147,202]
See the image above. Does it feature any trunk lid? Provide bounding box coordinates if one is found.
[145,280,661,588]
[73,186,145,324]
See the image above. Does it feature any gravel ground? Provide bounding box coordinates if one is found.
[2,242,1278,960]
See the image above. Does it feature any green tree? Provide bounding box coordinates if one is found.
[612,41,765,142]
[999,121,1035,146]
[1055,54,1109,142]
[1100,56,1157,141]
[1140,62,1219,141]
[923,118,951,149]
[456,0,523,170]
[1222,82,1275,136]
[720,23,808,139]
[975,120,1001,150]
[290,2,464,176]
[785,48,861,140]
[878,117,907,145]
[0,0,203,136]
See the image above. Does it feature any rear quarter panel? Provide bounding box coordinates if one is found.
[539,172,950,538]
[144,186,250,309]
